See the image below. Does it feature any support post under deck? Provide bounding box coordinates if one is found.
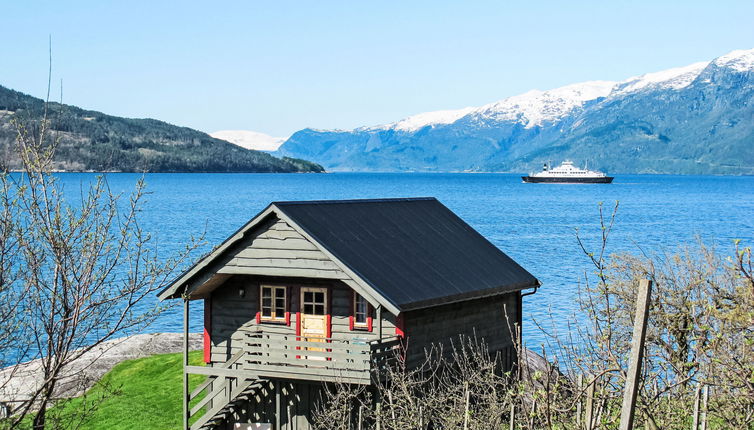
[183,298,190,430]
[275,380,282,430]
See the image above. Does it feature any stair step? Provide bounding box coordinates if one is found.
[191,378,268,430]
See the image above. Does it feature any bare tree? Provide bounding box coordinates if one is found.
[0,93,201,429]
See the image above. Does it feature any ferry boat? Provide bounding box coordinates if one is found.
[522,161,613,183]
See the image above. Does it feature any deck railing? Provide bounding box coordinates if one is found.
[243,330,402,384]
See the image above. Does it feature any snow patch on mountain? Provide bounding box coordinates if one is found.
[365,107,476,132]
[210,130,286,151]
[472,81,617,128]
[712,48,754,72]
[614,62,708,95]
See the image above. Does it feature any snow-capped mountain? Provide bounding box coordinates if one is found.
[277,48,754,174]
[210,130,286,152]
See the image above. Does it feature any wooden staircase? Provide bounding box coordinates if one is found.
[191,377,265,430]
[187,350,266,430]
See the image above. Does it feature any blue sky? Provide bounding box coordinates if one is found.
[3,1,753,137]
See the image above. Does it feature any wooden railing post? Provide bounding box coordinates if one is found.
[508,403,515,430]
[576,374,583,428]
[692,383,702,429]
[618,279,653,430]
[463,381,470,430]
[585,374,595,430]
[701,385,709,430]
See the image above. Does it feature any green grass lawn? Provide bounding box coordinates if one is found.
[50,351,205,430]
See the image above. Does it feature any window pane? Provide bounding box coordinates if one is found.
[262,288,271,299]
[275,308,285,319]
[304,292,313,303]
[354,294,368,324]
[304,304,314,314]
[262,297,271,307]
[315,304,325,315]
[275,297,285,308]
[314,292,324,303]
[262,306,271,317]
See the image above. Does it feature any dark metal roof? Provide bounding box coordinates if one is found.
[273,198,539,311]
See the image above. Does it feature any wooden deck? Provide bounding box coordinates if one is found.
[187,329,401,385]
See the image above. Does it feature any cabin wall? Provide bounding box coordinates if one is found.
[402,293,519,370]
[209,275,397,363]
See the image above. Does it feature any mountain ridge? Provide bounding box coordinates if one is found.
[276,48,754,174]
[0,86,324,173]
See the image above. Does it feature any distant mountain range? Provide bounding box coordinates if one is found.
[0,86,324,173]
[276,49,754,174]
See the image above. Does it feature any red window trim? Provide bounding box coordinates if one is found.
[326,314,332,339]
[295,310,301,359]
[203,298,212,364]
[351,291,373,332]
[259,284,289,324]
[395,313,405,338]
[327,287,333,339]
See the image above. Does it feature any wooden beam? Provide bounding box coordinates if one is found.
[185,366,259,378]
[692,384,701,430]
[377,305,383,339]
[618,279,653,430]
[183,298,190,430]
[275,380,282,430]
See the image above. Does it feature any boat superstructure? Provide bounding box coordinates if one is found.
[522,161,613,183]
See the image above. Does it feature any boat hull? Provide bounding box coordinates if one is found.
[521,176,614,184]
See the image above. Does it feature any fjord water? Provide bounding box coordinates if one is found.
[60,173,754,348]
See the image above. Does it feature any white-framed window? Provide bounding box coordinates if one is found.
[353,293,370,329]
[260,285,287,322]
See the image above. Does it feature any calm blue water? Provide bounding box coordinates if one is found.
[56,173,754,348]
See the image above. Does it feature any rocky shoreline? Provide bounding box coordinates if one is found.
[0,333,202,406]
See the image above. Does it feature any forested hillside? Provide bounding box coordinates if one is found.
[0,86,324,173]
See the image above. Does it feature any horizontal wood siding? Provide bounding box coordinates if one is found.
[210,276,396,364]
[210,276,259,362]
[402,293,519,369]
[218,218,351,280]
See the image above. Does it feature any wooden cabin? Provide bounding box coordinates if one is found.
[159,197,539,430]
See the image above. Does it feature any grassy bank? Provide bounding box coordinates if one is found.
[50,351,204,430]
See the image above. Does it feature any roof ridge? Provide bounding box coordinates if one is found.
[272,197,436,206]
